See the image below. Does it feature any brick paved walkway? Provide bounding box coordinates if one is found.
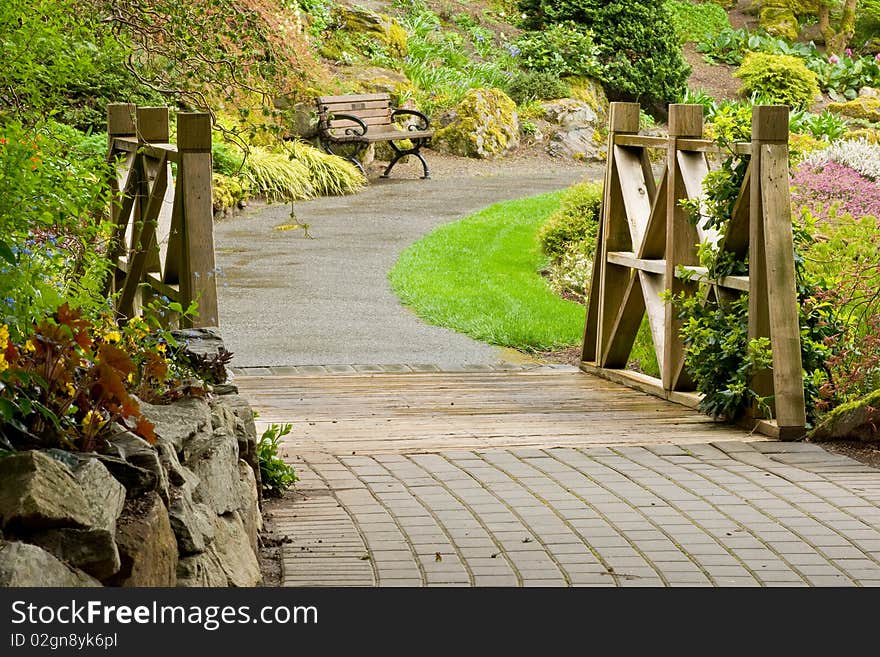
[239,371,880,587]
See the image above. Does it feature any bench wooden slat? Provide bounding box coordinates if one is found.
[329,129,434,144]
[318,93,390,104]
[320,100,394,112]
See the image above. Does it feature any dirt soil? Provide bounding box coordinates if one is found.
[814,440,880,470]
[257,491,300,587]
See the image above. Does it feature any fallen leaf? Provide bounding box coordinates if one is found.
[435,552,442,562]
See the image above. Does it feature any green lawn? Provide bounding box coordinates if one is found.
[389,191,586,351]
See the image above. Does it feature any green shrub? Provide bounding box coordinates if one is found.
[243,146,313,202]
[537,181,602,259]
[665,0,731,44]
[285,140,366,196]
[505,71,570,105]
[258,423,297,497]
[515,22,600,78]
[518,0,690,107]
[735,52,820,109]
[212,141,246,176]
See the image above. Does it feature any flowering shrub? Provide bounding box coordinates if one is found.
[0,303,203,453]
[800,139,880,181]
[791,161,880,223]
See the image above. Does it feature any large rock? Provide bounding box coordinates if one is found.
[0,450,93,531]
[327,6,407,59]
[759,7,799,40]
[177,550,228,587]
[95,454,158,499]
[237,461,262,554]
[108,429,169,504]
[828,97,880,123]
[209,513,262,587]
[29,528,120,581]
[810,389,880,442]
[109,492,178,587]
[140,396,212,453]
[186,422,241,516]
[0,540,101,587]
[211,396,261,496]
[73,459,126,533]
[433,88,519,159]
[539,98,604,161]
[168,484,216,555]
[170,327,230,384]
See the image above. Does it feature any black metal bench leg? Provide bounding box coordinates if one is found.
[322,139,366,177]
[381,152,404,179]
[413,151,430,179]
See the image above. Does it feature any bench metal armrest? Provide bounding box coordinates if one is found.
[324,112,368,137]
[391,108,430,132]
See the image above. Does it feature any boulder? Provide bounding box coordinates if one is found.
[0,540,101,587]
[187,424,242,516]
[155,435,198,489]
[108,428,169,504]
[29,528,120,581]
[169,327,230,384]
[211,395,261,496]
[344,66,413,106]
[565,77,609,125]
[538,98,604,161]
[177,550,228,587]
[330,6,407,58]
[140,396,212,453]
[828,97,880,123]
[433,88,519,159]
[237,461,262,554]
[109,492,178,587]
[94,454,158,499]
[208,513,262,587]
[759,7,799,40]
[168,484,216,555]
[0,450,93,531]
[810,389,880,442]
[72,459,126,533]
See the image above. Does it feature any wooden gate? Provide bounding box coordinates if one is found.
[582,103,805,439]
[106,104,218,328]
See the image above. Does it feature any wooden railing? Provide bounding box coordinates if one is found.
[106,104,218,328]
[582,103,805,439]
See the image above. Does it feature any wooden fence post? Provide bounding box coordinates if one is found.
[106,104,136,297]
[663,104,703,392]
[177,112,219,328]
[750,106,805,439]
[588,102,640,365]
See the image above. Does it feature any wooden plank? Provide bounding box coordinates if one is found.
[317,93,390,104]
[761,141,806,435]
[677,266,750,292]
[717,160,752,259]
[602,273,644,368]
[614,134,667,149]
[614,145,652,247]
[663,105,703,392]
[638,164,667,259]
[607,251,665,275]
[639,271,666,367]
[177,113,218,327]
[674,138,722,153]
[676,150,719,246]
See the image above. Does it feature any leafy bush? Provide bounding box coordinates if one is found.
[515,23,600,78]
[284,140,366,196]
[734,52,819,109]
[242,146,313,202]
[505,71,570,105]
[212,141,246,176]
[518,0,690,107]
[537,181,602,259]
[258,423,297,497]
[665,0,731,44]
[697,27,818,66]
[788,109,848,142]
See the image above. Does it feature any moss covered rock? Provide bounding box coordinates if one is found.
[564,77,609,126]
[433,89,519,159]
[828,97,880,123]
[328,6,407,60]
[810,389,880,442]
[344,66,414,106]
[759,7,800,40]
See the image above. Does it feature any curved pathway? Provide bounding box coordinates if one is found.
[214,165,589,368]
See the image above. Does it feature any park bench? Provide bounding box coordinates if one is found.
[316,93,433,179]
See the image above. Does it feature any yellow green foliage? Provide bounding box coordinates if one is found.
[564,76,609,123]
[212,173,247,214]
[758,7,799,40]
[537,181,603,259]
[828,97,880,123]
[284,140,365,196]
[734,52,819,109]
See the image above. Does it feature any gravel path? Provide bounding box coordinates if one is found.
[214,152,598,367]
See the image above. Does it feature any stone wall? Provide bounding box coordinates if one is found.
[0,390,263,587]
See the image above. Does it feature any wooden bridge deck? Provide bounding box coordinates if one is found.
[234,369,762,455]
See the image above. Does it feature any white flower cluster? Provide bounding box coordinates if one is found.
[801,138,880,182]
